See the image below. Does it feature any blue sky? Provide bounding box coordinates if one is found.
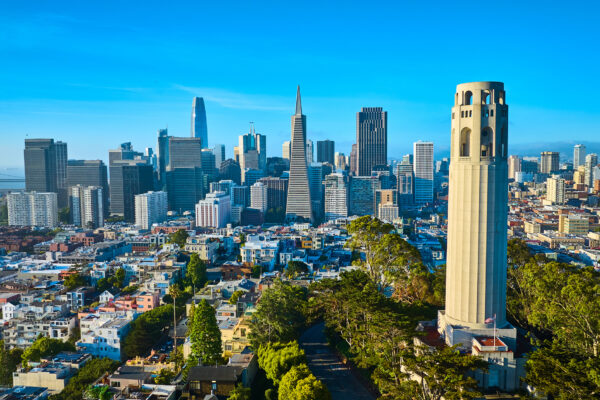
[2,1,600,169]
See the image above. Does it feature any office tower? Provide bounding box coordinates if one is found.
[109,159,154,222]
[395,155,413,175]
[212,144,226,169]
[109,142,143,165]
[324,173,348,221]
[135,191,168,230]
[69,185,104,228]
[349,144,358,175]
[67,160,109,212]
[306,139,314,164]
[308,163,324,222]
[507,155,521,180]
[546,176,566,204]
[282,141,291,161]
[250,182,268,212]
[266,157,289,177]
[166,167,204,213]
[334,152,347,171]
[7,192,58,227]
[317,140,335,164]
[285,86,313,222]
[201,149,218,180]
[349,176,380,216]
[195,191,231,228]
[574,144,586,168]
[210,180,236,204]
[232,185,249,207]
[243,169,264,187]
[219,159,241,185]
[168,137,202,169]
[259,177,288,211]
[236,126,266,172]
[356,107,387,176]
[397,172,414,208]
[521,159,538,174]
[439,82,520,391]
[375,189,398,222]
[585,153,598,188]
[157,128,170,187]
[436,158,450,175]
[24,139,69,208]
[413,141,434,204]
[191,97,208,148]
[540,151,559,174]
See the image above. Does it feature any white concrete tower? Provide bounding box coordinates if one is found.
[445,82,509,329]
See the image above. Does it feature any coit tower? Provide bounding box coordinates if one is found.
[445,82,509,329]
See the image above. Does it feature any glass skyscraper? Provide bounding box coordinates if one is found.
[191,97,208,148]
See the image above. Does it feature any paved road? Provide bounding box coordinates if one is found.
[300,323,376,400]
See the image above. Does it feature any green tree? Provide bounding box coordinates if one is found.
[123,305,177,358]
[189,299,222,365]
[22,336,76,367]
[0,203,8,225]
[395,345,487,400]
[285,261,309,278]
[257,342,306,386]
[228,290,244,305]
[168,285,181,357]
[64,272,88,290]
[169,229,189,247]
[154,368,175,384]
[251,264,262,278]
[249,279,307,347]
[186,253,207,294]
[50,358,119,400]
[84,385,111,400]
[0,341,23,385]
[278,364,331,400]
[228,383,251,400]
[347,215,421,294]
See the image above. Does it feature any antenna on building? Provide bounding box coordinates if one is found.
[249,122,255,135]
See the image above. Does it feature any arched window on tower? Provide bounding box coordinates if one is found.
[482,90,490,105]
[464,91,473,105]
[460,128,471,157]
[481,127,494,158]
[501,125,508,158]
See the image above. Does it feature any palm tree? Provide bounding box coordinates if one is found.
[168,285,181,356]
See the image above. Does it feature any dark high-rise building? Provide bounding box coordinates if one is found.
[166,167,204,213]
[219,159,241,185]
[232,185,249,207]
[109,160,153,222]
[24,139,68,208]
[109,142,143,166]
[168,137,202,169]
[157,128,170,188]
[191,97,208,148]
[67,160,109,212]
[308,163,324,223]
[349,176,381,216]
[356,107,387,176]
[285,86,312,222]
[201,149,218,181]
[243,169,264,187]
[259,177,289,211]
[317,140,335,164]
[349,144,358,176]
[266,157,289,177]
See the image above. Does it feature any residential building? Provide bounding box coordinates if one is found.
[135,191,168,230]
[77,313,136,361]
[196,191,231,228]
[69,185,104,228]
[324,173,347,221]
[13,363,76,394]
[8,192,58,227]
[508,155,521,180]
[546,176,566,204]
[240,235,280,270]
[67,160,109,212]
[250,182,268,212]
[585,153,598,188]
[282,141,291,161]
[574,144,586,168]
[540,151,559,174]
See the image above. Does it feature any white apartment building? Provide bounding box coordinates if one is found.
[324,173,348,221]
[196,191,231,228]
[69,185,104,228]
[250,182,268,212]
[77,313,136,361]
[413,141,434,204]
[7,192,58,227]
[546,176,566,204]
[135,191,168,230]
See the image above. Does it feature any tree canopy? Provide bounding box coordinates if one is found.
[22,336,76,367]
[0,341,23,385]
[249,279,307,347]
[50,358,119,400]
[278,364,331,400]
[169,229,189,247]
[186,253,207,292]
[285,261,309,278]
[257,341,306,386]
[64,272,88,290]
[189,299,222,365]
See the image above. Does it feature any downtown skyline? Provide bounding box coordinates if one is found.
[2,2,600,168]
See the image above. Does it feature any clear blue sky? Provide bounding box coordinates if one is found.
[2,0,600,169]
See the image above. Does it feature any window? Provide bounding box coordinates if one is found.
[490,109,494,117]
[465,91,473,105]
[481,127,494,157]
[460,128,471,157]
